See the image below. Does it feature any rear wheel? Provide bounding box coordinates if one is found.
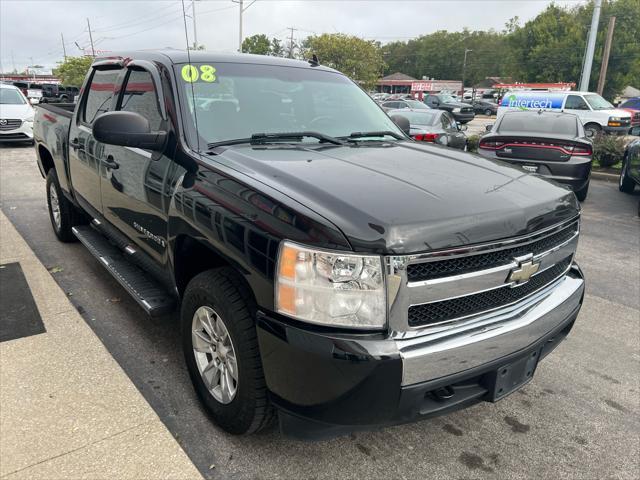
[181,268,274,434]
[46,169,86,242]
[575,181,589,202]
[619,156,636,193]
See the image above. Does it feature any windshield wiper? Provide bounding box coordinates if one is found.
[344,130,405,141]
[251,131,344,145]
[206,131,344,150]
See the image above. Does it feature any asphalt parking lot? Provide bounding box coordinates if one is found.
[1,144,639,479]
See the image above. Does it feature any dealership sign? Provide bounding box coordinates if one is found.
[411,81,462,92]
[500,93,565,109]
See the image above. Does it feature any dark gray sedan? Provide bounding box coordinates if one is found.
[478,111,593,201]
[388,108,468,150]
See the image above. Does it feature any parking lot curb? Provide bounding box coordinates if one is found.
[591,170,619,183]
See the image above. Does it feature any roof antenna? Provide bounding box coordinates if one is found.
[181,0,201,153]
[309,54,320,67]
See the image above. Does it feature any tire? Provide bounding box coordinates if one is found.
[575,181,589,202]
[485,109,493,116]
[619,157,636,193]
[46,169,86,242]
[584,123,602,137]
[181,268,274,435]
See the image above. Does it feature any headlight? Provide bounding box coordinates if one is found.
[609,116,622,122]
[275,241,386,329]
[452,108,461,113]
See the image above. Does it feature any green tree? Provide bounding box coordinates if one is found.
[53,56,93,86]
[270,38,284,57]
[303,33,385,89]
[242,34,272,55]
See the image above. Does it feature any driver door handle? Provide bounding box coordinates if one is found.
[70,138,80,150]
[104,155,119,170]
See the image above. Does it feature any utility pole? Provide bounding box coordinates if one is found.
[11,51,16,73]
[461,48,472,98]
[191,0,198,50]
[233,0,256,52]
[287,27,297,58]
[579,0,601,91]
[86,18,96,56]
[596,16,616,96]
[61,33,67,60]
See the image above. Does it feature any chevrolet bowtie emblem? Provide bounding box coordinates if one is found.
[508,255,540,285]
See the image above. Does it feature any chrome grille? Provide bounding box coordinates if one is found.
[385,216,580,335]
[0,119,22,131]
[408,256,572,327]
[407,222,578,282]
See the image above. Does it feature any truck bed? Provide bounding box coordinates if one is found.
[36,103,75,118]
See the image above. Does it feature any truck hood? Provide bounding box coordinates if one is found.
[215,141,579,254]
[600,108,632,119]
[0,103,34,120]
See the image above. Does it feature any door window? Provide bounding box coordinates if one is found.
[441,112,456,130]
[83,69,120,124]
[565,95,589,110]
[119,69,163,130]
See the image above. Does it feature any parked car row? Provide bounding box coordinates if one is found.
[0,81,79,104]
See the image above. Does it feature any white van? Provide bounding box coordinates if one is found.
[497,90,632,135]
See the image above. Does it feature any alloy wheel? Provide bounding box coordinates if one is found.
[49,183,61,230]
[191,306,238,404]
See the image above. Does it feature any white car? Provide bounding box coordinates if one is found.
[497,90,632,136]
[0,84,35,145]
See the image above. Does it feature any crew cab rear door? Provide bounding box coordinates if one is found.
[99,63,177,264]
[68,65,122,213]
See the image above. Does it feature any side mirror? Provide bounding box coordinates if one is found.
[485,124,494,132]
[390,114,411,136]
[93,111,166,151]
[458,123,468,132]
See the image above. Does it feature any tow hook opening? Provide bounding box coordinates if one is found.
[432,385,455,401]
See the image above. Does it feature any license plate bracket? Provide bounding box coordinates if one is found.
[486,349,541,402]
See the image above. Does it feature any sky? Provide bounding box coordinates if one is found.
[0,0,584,73]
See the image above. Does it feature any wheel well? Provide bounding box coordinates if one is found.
[174,236,231,296]
[38,146,54,174]
[584,122,602,130]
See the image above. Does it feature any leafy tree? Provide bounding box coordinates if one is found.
[271,38,284,57]
[242,34,272,55]
[303,33,386,89]
[53,56,93,86]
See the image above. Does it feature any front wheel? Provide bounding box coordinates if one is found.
[619,157,636,193]
[484,108,493,116]
[584,123,602,137]
[181,268,274,435]
[575,181,589,202]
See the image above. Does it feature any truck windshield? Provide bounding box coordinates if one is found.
[0,89,26,105]
[176,62,402,147]
[584,94,613,110]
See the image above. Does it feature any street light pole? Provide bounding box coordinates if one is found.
[233,0,256,52]
[191,0,198,50]
[461,48,472,98]
[579,0,602,91]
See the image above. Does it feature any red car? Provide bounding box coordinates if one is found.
[618,97,640,132]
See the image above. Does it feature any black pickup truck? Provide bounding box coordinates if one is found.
[33,51,585,439]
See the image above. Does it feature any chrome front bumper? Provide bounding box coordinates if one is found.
[396,264,584,385]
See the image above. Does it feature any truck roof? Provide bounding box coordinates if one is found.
[94,50,338,73]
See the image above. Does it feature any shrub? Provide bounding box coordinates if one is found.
[466,134,480,153]
[592,134,626,168]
